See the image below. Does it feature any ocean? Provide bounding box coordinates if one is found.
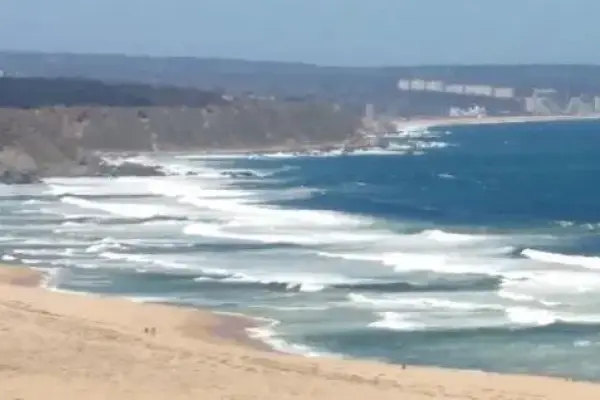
[2,120,600,381]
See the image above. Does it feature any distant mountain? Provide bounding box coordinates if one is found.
[2,51,600,97]
[2,51,600,118]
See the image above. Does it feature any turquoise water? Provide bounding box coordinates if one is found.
[2,120,600,379]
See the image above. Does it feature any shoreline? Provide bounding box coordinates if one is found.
[4,114,600,186]
[167,114,600,156]
[0,263,276,354]
[3,264,600,398]
[394,113,600,130]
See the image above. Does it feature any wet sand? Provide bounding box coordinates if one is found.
[2,264,600,399]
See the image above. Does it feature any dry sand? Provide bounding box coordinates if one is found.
[395,114,600,130]
[1,265,600,399]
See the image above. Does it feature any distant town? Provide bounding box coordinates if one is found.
[396,78,600,117]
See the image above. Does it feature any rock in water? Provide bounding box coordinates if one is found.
[101,161,166,177]
[221,170,258,178]
[0,168,41,184]
[0,145,41,184]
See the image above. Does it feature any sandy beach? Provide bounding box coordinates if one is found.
[394,113,600,130]
[1,265,600,399]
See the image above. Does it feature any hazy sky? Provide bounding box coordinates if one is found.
[1,0,598,66]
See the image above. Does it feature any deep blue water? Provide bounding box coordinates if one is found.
[2,120,600,380]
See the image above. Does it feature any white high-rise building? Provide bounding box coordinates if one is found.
[425,80,444,92]
[594,96,600,112]
[493,87,515,98]
[464,85,493,97]
[410,79,426,91]
[445,84,465,94]
[397,79,411,91]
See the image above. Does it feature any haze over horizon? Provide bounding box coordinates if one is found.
[1,0,598,66]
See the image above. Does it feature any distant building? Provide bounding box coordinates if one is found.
[397,79,411,91]
[525,89,563,115]
[464,85,493,97]
[410,79,426,91]
[524,97,537,114]
[445,84,465,94]
[0,69,5,78]
[565,96,594,115]
[449,105,486,117]
[533,88,557,96]
[364,103,375,121]
[493,87,515,98]
[425,80,444,92]
[594,96,600,112]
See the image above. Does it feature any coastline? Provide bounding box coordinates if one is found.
[2,264,600,398]
[168,114,600,156]
[4,113,600,185]
[394,113,600,130]
[0,263,275,353]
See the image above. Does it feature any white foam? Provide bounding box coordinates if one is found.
[20,259,46,265]
[12,248,75,257]
[44,176,156,197]
[126,295,173,304]
[318,250,502,275]
[183,221,380,246]
[497,290,561,307]
[438,173,456,180]
[149,180,256,202]
[522,248,600,270]
[85,238,126,253]
[368,312,425,331]
[35,267,65,290]
[219,271,353,293]
[244,315,333,357]
[175,153,248,161]
[348,293,502,311]
[97,252,341,293]
[99,251,185,270]
[505,306,558,327]
[249,305,331,312]
[420,229,484,243]
[502,268,600,294]
[60,196,186,220]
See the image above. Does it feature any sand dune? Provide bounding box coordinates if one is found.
[1,266,600,399]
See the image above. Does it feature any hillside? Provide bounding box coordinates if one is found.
[0,77,228,109]
[0,77,360,184]
[1,51,599,113]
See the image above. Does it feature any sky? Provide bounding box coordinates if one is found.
[0,0,598,66]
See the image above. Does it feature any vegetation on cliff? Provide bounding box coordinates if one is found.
[0,77,228,109]
[0,76,360,184]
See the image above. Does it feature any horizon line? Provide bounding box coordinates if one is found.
[1,48,600,70]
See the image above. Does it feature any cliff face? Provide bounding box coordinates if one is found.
[75,101,359,150]
[0,102,360,181]
[0,101,358,150]
[0,77,361,183]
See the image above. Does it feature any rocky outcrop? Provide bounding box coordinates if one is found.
[0,145,41,184]
[67,101,358,151]
[0,168,40,184]
[0,103,360,183]
[0,78,362,184]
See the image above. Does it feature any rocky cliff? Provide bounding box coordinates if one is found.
[0,78,361,183]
